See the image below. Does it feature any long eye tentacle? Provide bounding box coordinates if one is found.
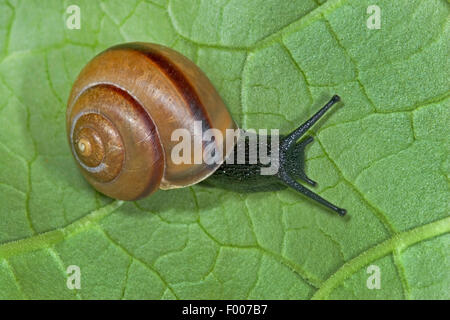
[278,168,347,216]
[280,95,340,151]
[277,95,346,216]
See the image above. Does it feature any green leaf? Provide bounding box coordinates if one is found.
[0,0,448,299]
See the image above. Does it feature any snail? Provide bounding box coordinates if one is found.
[66,42,346,216]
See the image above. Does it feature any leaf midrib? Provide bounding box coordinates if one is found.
[0,200,123,258]
[312,215,450,299]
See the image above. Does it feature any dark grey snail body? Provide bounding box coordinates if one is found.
[207,95,347,216]
[206,134,308,193]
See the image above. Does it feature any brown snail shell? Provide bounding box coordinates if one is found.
[66,42,238,200]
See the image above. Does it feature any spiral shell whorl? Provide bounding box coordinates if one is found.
[68,84,164,200]
[71,111,124,181]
